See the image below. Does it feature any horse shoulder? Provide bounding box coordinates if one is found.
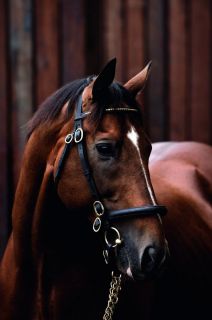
[149,141,212,269]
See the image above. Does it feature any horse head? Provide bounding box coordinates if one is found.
[50,58,168,280]
[0,58,170,319]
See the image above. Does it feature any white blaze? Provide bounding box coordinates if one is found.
[127,126,157,206]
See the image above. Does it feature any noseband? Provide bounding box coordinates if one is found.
[55,96,167,267]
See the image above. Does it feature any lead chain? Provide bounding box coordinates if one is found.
[103,272,122,320]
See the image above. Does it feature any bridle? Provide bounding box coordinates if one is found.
[55,94,167,263]
[54,94,167,319]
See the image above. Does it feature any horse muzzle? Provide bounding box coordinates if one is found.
[101,205,168,276]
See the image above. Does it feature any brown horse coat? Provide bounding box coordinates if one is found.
[1,141,211,320]
[151,141,212,319]
[112,141,212,320]
[0,59,211,319]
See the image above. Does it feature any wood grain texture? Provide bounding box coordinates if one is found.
[125,0,146,78]
[35,0,59,105]
[61,0,85,83]
[102,0,124,82]
[169,0,190,141]
[147,0,167,142]
[9,0,33,184]
[0,0,9,257]
[190,0,211,143]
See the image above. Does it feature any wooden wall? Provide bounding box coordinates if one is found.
[0,0,212,256]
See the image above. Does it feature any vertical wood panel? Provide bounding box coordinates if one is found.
[147,0,167,142]
[102,0,124,82]
[35,0,59,105]
[61,0,85,83]
[125,0,147,111]
[169,0,190,141]
[0,0,9,257]
[85,0,102,76]
[125,0,146,79]
[9,0,33,184]
[190,0,211,143]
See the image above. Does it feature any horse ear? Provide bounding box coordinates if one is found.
[124,61,152,96]
[92,58,116,101]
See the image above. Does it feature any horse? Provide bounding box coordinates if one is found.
[148,141,212,320]
[0,58,211,320]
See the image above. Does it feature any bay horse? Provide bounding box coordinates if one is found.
[0,58,211,320]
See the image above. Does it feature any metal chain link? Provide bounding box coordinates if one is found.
[103,272,122,320]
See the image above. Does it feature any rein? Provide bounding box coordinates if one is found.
[54,95,167,319]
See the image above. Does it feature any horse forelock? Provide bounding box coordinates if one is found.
[85,82,141,129]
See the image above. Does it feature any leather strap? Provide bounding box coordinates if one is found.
[74,97,101,201]
[55,94,167,221]
[108,205,167,221]
[54,93,167,269]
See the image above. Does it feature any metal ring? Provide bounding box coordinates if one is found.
[65,133,73,144]
[93,200,104,216]
[93,217,102,232]
[104,227,122,248]
[74,127,84,143]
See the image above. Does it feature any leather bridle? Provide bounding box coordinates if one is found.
[54,95,167,267]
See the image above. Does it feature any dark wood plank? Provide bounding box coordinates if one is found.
[102,0,124,82]
[125,0,146,79]
[0,0,9,257]
[124,0,147,111]
[169,0,189,141]
[9,0,33,185]
[35,0,59,105]
[84,0,102,76]
[190,0,211,143]
[61,0,86,83]
[147,0,167,142]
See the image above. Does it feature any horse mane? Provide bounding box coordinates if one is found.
[27,76,140,137]
[27,77,93,137]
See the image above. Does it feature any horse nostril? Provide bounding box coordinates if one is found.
[141,246,163,274]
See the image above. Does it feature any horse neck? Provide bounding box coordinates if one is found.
[10,127,56,263]
[0,124,108,318]
[11,123,102,262]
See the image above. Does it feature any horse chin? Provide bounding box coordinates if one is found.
[125,268,156,282]
[125,267,145,281]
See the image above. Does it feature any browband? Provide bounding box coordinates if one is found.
[105,107,138,112]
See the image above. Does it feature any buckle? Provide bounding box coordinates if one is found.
[65,133,73,144]
[93,201,104,216]
[93,217,101,232]
[74,128,84,143]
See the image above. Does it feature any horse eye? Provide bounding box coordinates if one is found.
[96,143,115,158]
